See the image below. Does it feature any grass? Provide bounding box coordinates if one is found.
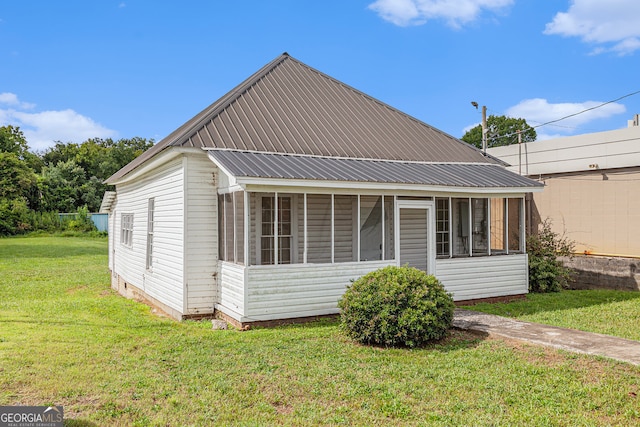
[461,289,640,341]
[0,236,639,426]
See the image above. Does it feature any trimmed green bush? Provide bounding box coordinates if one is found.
[338,266,455,348]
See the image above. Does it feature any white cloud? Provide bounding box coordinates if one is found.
[0,92,35,109]
[0,93,117,151]
[506,98,626,134]
[368,0,513,28]
[544,0,640,55]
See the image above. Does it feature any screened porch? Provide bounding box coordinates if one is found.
[215,190,528,323]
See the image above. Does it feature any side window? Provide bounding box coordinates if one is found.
[146,199,154,269]
[121,213,133,247]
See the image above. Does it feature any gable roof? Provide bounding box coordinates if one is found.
[208,149,543,191]
[107,53,500,183]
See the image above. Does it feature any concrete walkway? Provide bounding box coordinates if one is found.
[453,309,640,366]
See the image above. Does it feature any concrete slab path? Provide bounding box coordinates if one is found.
[453,309,640,366]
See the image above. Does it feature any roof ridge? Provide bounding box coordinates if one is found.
[203,147,500,167]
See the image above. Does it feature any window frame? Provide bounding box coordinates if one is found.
[146,198,154,270]
[120,213,134,248]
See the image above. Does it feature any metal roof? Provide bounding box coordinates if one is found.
[107,53,503,183]
[208,149,544,189]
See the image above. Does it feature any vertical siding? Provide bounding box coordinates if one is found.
[436,254,528,301]
[184,154,218,315]
[244,260,393,321]
[218,262,246,320]
[112,157,185,314]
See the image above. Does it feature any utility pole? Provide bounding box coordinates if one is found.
[517,129,522,175]
[471,102,488,154]
[481,105,488,154]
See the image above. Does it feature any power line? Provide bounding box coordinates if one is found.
[484,89,640,143]
[529,89,640,131]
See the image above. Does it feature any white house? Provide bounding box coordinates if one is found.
[102,53,543,325]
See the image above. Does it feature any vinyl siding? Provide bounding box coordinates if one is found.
[112,157,185,314]
[436,254,528,301]
[244,260,392,321]
[184,154,218,315]
[218,262,246,320]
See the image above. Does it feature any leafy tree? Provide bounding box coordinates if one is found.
[0,125,43,172]
[462,115,536,149]
[0,125,30,156]
[39,159,88,212]
[40,137,154,212]
[0,152,38,201]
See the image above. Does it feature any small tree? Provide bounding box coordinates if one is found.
[527,219,575,293]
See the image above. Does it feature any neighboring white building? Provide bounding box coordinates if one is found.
[488,118,640,290]
[102,53,543,325]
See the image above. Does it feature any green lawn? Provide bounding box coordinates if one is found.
[461,289,640,341]
[1,237,639,426]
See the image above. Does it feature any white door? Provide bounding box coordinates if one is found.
[396,201,435,275]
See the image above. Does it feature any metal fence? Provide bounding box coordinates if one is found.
[58,213,109,233]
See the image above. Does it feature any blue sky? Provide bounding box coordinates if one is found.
[2,0,640,151]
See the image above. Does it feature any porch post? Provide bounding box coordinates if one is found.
[244,191,249,264]
[303,193,308,264]
[274,192,279,265]
[381,195,385,260]
[331,194,335,263]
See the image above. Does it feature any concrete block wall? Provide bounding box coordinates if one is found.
[561,255,640,291]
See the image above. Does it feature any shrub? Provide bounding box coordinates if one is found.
[67,205,97,232]
[527,218,575,293]
[338,265,454,348]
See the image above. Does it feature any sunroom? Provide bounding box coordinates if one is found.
[209,149,543,325]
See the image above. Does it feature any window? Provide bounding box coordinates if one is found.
[360,196,383,261]
[334,195,357,262]
[436,198,450,257]
[261,195,292,265]
[490,198,506,254]
[452,198,469,256]
[306,194,331,263]
[472,198,488,256]
[146,199,154,269]
[235,193,245,264]
[218,192,246,265]
[508,198,523,252]
[121,213,133,247]
[225,193,234,263]
[384,196,395,260]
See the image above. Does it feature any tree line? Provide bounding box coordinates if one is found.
[0,125,153,235]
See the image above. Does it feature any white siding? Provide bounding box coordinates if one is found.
[218,262,246,320]
[112,157,185,314]
[243,260,392,321]
[184,154,218,315]
[436,254,528,301]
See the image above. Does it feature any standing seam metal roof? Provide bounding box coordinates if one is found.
[208,149,543,189]
[107,53,503,183]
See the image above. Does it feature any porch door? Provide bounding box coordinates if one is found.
[397,201,435,275]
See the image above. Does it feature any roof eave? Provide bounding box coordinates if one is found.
[234,176,543,194]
